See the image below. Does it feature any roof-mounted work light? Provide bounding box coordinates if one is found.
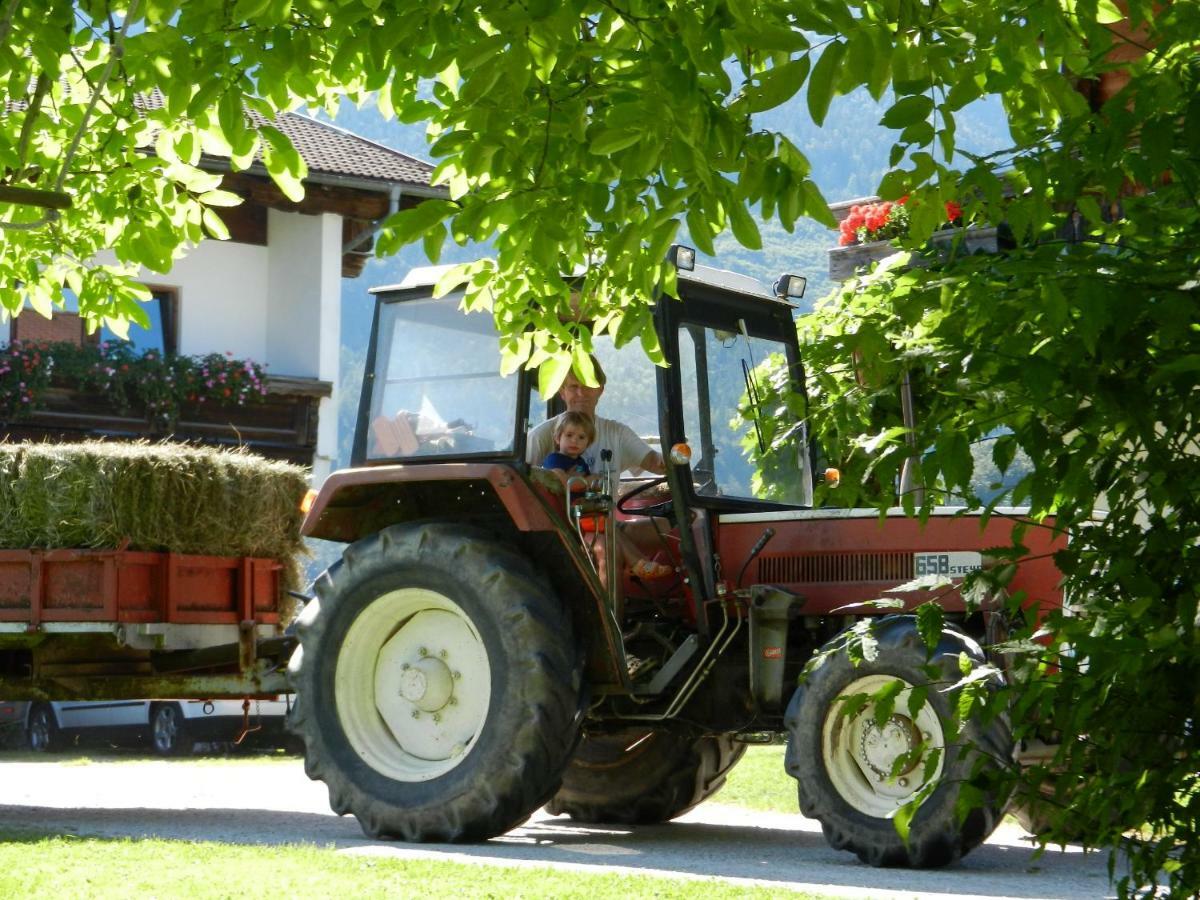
[668,244,696,271]
[772,273,807,300]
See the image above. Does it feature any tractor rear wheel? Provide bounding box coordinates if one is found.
[289,522,584,842]
[545,728,745,824]
[785,616,1011,867]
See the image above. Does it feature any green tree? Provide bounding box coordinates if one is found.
[4,2,1199,894]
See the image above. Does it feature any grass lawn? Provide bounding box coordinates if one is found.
[0,831,828,899]
[716,744,798,814]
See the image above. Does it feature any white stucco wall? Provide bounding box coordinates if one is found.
[151,240,271,363]
[264,210,341,380]
[264,209,342,482]
[155,210,341,481]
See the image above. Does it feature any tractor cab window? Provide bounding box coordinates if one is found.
[364,291,517,460]
[677,322,812,506]
[592,336,661,465]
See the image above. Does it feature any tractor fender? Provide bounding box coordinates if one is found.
[302,463,558,543]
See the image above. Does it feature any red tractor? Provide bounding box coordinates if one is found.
[293,249,1063,865]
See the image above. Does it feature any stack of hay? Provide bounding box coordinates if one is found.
[0,441,308,592]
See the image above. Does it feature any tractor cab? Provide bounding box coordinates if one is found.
[353,252,813,507]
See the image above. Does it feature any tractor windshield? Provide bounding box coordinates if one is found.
[678,321,812,507]
[362,291,518,461]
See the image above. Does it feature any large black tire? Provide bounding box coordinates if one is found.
[26,703,61,753]
[785,616,1011,868]
[151,703,195,757]
[545,728,746,824]
[288,522,584,842]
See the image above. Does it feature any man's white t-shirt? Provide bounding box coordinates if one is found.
[527,413,654,491]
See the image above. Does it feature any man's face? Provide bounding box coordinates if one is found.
[559,372,603,415]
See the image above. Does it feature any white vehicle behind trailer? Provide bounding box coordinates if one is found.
[23,697,290,756]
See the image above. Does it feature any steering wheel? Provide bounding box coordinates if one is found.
[616,476,674,519]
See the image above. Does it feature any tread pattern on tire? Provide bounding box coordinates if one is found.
[288,522,583,842]
[784,615,1012,868]
[546,728,746,824]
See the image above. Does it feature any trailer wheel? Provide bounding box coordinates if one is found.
[289,522,584,842]
[785,617,1011,868]
[27,704,61,753]
[151,703,195,757]
[545,728,745,824]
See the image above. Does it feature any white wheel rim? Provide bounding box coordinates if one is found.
[30,711,50,750]
[154,708,177,752]
[822,674,945,818]
[336,587,490,782]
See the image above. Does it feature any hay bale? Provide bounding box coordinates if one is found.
[0,441,308,590]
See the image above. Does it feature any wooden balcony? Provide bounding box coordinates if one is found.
[0,374,331,467]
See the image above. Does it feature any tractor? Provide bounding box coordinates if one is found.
[292,249,1063,866]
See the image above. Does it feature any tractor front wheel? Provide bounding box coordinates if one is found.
[785,617,1011,868]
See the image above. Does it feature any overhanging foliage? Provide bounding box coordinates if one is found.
[4,2,1200,893]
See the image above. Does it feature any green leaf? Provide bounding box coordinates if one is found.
[589,129,641,155]
[1095,0,1125,23]
[432,263,471,299]
[881,94,934,129]
[728,201,763,250]
[806,41,845,127]
[871,678,904,727]
[538,350,573,398]
[992,434,1017,473]
[196,190,242,208]
[258,125,307,202]
[744,57,810,114]
[915,603,944,655]
[686,206,717,256]
[201,207,230,240]
[377,200,455,256]
[892,798,917,846]
[571,344,597,386]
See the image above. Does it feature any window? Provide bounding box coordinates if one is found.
[678,322,811,506]
[99,288,178,354]
[365,292,517,460]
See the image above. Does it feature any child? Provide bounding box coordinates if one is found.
[540,411,672,580]
[541,410,594,479]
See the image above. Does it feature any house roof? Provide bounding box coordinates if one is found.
[7,88,438,194]
[241,108,439,194]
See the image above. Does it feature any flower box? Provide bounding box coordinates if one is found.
[828,239,905,282]
[828,226,1000,282]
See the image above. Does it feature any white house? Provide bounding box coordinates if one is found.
[2,112,442,483]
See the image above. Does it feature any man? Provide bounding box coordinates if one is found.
[525,362,665,488]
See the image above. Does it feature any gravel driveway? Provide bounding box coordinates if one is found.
[0,754,1121,899]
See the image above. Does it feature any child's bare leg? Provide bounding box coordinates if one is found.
[615,525,673,579]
